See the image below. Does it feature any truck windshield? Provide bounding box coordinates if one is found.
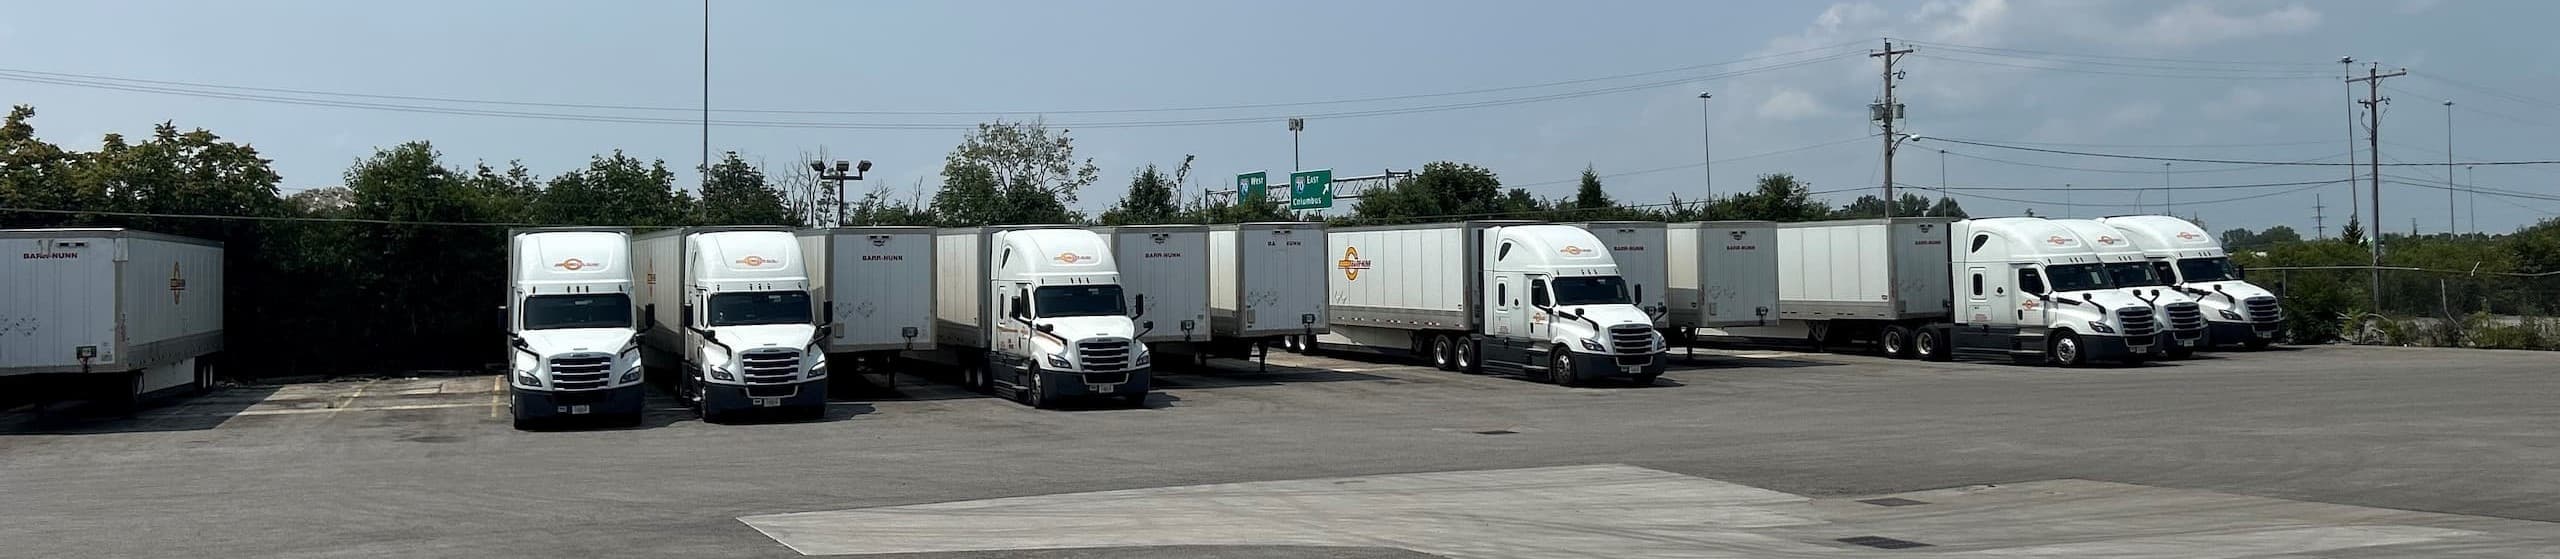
[2104,262,2165,288]
[707,291,812,326]
[521,294,631,330]
[1034,285,1127,318]
[2045,264,2115,292]
[2177,257,2238,282]
[1550,276,1631,306]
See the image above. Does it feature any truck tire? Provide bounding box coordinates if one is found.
[2048,331,2088,367]
[1881,325,1914,359]
[1022,370,1055,410]
[962,362,990,394]
[1430,334,1457,371]
[1549,350,1583,387]
[1455,338,1480,374]
[1912,327,1945,361]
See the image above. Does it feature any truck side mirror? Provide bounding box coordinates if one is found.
[699,329,718,341]
[1133,294,1147,318]
[1036,323,1055,333]
[510,335,529,349]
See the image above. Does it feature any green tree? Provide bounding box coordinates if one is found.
[2340,216,2366,246]
[1833,193,1933,219]
[1569,165,1614,210]
[1709,173,1830,222]
[1101,157,1189,225]
[341,142,525,369]
[698,152,799,226]
[932,119,1099,225]
[1348,161,1525,224]
[0,105,84,222]
[1926,196,1968,218]
[535,151,693,227]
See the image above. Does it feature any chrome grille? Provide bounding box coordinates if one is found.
[2244,296,2281,323]
[546,353,613,391]
[2115,307,2157,338]
[1607,325,1653,355]
[2164,302,2206,332]
[739,348,802,385]
[1078,339,1133,371]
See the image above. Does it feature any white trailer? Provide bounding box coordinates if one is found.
[914,226,1152,408]
[1321,221,1668,386]
[0,229,223,413]
[504,228,645,428]
[635,226,829,422]
[1211,222,1329,360]
[798,227,936,388]
[1572,222,1669,328]
[1093,225,1212,354]
[1665,221,1780,330]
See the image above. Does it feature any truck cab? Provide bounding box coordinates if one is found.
[638,228,829,422]
[2099,215,2284,348]
[1477,225,1666,385]
[506,228,646,428]
[2054,219,2209,357]
[1948,218,2158,365]
[985,228,1152,408]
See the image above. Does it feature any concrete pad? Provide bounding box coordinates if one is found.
[743,466,2548,558]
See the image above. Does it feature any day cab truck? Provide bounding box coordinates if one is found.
[1663,221,1781,346]
[2051,219,2209,358]
[919,226,1152,409]
[798,226,936,392]
[1092,225,1212,366]
[1761,217,2160,366]
[504,228,646,428]
[1213,222,1329,360]
[636,226,829,422]
[1321,221,1668,386]
[0,228,223,414]
[2099,215,2284,349]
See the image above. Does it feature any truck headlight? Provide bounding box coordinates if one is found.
[1578,338,1605,352]
[619,370,642,384]
[1045,354,1072,368]
[709,365,734,381]
[2218,309,2244,321]
[807,360,829,378]
[515,372,542,388]
[1133,351,1151,367]
[2087,322,2116,334]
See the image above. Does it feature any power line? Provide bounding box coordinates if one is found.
[1901,180,2333,208]
[1925,137,2560,166]
[1894,39,2331,69]
[1505,134,1874,189]
[1935,147,2347,175]
[1931,177,2348,192]
[1910,52,2333,81]
[1927,136,2336,150]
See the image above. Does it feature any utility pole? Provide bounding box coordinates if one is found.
[2162,162,2173,215]
[1873,39,1914,214]
[2340,56,2359,235]
[2467,165,2476,235]
[1698,92,1714,216]
[2444,100,2456,235]
[1936,149,1948,217]
[2314,193,2326,239]
[701,0,711,203]
[2349,62,2406,314]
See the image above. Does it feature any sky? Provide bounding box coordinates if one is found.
[4,0,2555,235]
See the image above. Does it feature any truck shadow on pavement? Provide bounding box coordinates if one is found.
[1150,361,1395,389]
[0,386,283,436]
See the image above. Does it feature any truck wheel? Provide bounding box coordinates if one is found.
[1881,325,1914,359]
[1430,334,1457,371]
[2048,331,2087,367]
[1549,350,1583,387]
[1455,339,1480,374]
[962,362,990,394]
[1915,327,1949,362]
[1023,371,1055,410]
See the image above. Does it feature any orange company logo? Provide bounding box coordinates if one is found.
[2175,231,2202,241]
[1559,245,1588,256]
[1336,247,1373,280]
[738,255,777,267]
[2095,235,2121,245]
[2046,235,2072,246]
[2022,300,2041,310]
[168,262,187,304]
[1054,252,1093,264]
[553,258,590,271]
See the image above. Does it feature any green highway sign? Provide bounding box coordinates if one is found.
[1236,171,1268,203]
[1289,169,1333,210]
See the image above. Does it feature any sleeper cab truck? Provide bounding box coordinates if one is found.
[1320,221,1668,386]
[2051,219,2209,358]
[1091,225,1213,367]
[918,226,1151,409]
[636,227,829,423]
[0,228,223,415]
[2098,215,2283,349]
[504,228,646,428]
[1662,221,1782,345]
[1762,217,2158,366]
[1213,222,1330,357]
[798,226,936,392]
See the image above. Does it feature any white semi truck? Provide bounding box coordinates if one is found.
[919,226,1152,408]
[1321,221,1668,386]
[0,228,223,414]
[1766,217,2159,366]
[504,228,647,428]
[798,226,937,391]
[635,226,829,422]
[1092,225,1212,364]
[2099,215,2284,348]
[2051,219,2209,358]
[1212,222,1329,360]
[1663,221,1782,350]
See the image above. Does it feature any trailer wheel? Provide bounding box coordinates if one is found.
[2048,331,2087,367]
[1881,325,1914,359]
[1429,334,1457,371]
[192,357,215,395]
[961,362,990,394]
[1549,349,1583,387]
[1915,327,1950,362]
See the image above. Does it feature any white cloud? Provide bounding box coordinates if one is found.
[1756,88,1833,121]
[2122,2,2322,48]
[1910,0,2011,45]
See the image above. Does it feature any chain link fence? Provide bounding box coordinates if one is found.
[2256,266,2560,349]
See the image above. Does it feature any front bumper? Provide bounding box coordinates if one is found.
[512,383,646,419]
[1037,367,1153,399]
[702,378,828,412]
[2208,321,2283,345]
[1568,351,1666,381]
[2159,327,2207,349]
[2084,335,2150,361]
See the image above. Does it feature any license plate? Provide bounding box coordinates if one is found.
[1089,383,1119,393]
[2178,339,2197,347]
[555,405,592,415]
[2257,331,2276,338]
[752,397,783,408]
[1621,366,1643,375]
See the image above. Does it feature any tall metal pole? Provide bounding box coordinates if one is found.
[2467,165,2476,235]
[1287,118,1304,172]
[2163,162,2173,216]
[2445,100,2456,235]
[1873,40,1914,214]
[1699,91,1713,216]
[701,0,711,202]
[2341,56,2359,230]
[1936,149,1947,216]
[2349,63,2406,313]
